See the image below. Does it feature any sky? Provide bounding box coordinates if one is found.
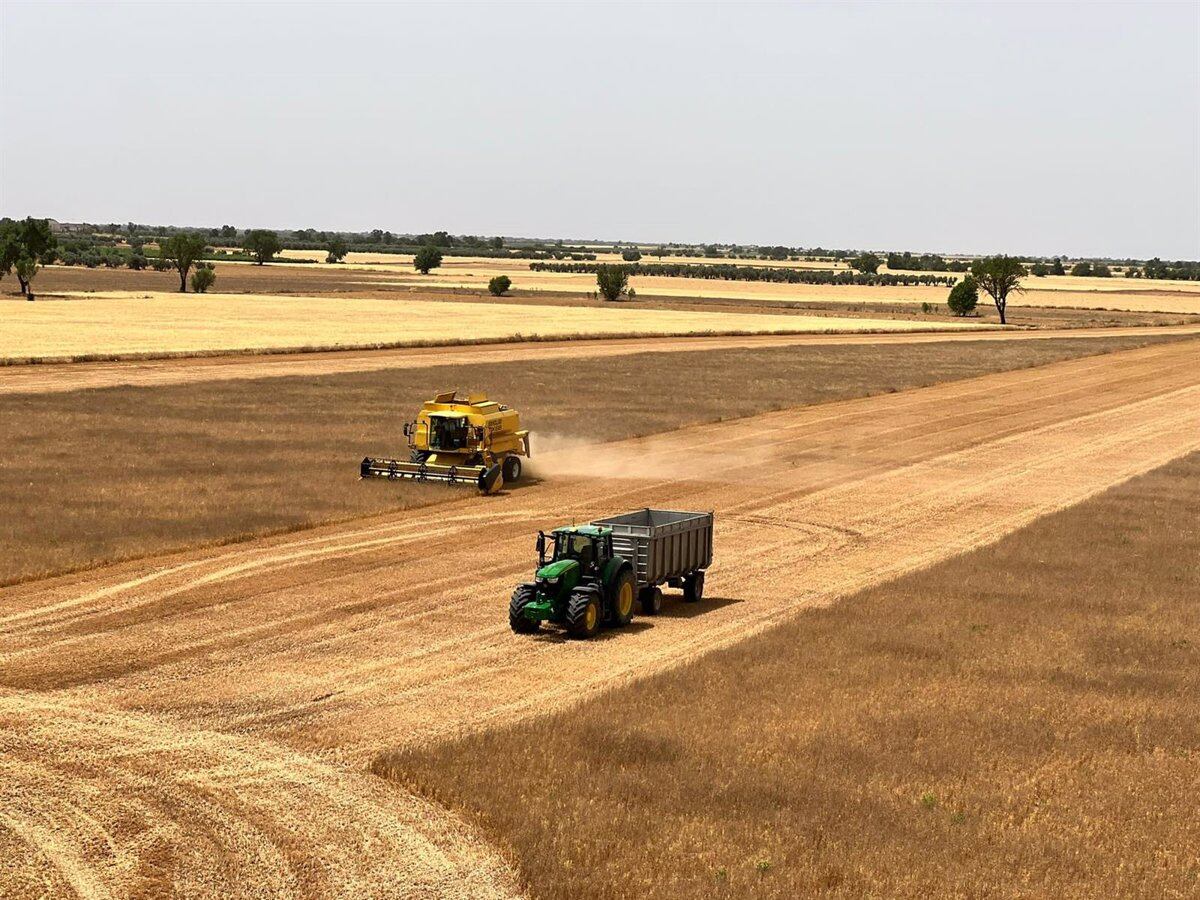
[1,1,1197,258]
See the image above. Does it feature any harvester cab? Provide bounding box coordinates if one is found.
[360,390,530,495]
[510,525,637,638]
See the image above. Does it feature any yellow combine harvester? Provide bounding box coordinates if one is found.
[360,390,531,495]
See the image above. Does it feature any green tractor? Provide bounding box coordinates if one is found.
[509,525,637,638]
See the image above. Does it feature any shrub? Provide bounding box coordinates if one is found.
[150,257,171,272]
[947,276,978,316]
[128,254,147,271]
[1070,261,1093,277]
[190,263,216,293]
[621,248,642,262]
[487,275,511,296]
[82,250,102,268]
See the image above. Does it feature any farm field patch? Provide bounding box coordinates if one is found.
[0,291,988,362]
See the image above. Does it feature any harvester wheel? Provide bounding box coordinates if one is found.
[610,569,636,627]
[410,450,430,464]
[502,455,522,484]
[683,571,705,603]
[639,586,663,615]
[565,588,602,638]
[509,585,540,634]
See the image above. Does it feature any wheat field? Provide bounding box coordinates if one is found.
[1,291,988,361]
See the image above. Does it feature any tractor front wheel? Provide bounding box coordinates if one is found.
[565,588,602,638]
[502,455,522,484]
[509,585,540,634]
[610,569,636,627]
[639,585,663,615]
[683,571,705,603]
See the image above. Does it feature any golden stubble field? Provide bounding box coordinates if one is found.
[1,291,989,361]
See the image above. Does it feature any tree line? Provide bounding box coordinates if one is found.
[529,261,956,287]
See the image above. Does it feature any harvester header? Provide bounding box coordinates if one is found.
[360,390,530,495]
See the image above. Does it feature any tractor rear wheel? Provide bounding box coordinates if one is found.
[610,569,636,627]
[683,571,705,603]
[565,588,602,638]
[509,585,540,633]
[502,455,522,484]
[639,585,663,615]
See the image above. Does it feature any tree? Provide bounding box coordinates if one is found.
[969,256,1024,324]
[161,232,208,292]
[413,245,443,274]
[15,256,39,298]
[488,275,512,296]
[243,229,281,265]
[622,248,642,262]
[1093,263,1112,277]
[850,251,881,274]
[946,276,978,316]
[129,254,147,271]
[1070,261,1093,277]
[1030,262,1049,277]
[1050,257,1066,276]
[596,264,629,301]
[220,224,237,239]
[0,217,57,295]
[190,263,216,293]
[326,237,349,264]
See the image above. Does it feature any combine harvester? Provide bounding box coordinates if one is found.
[361,390,531,495]
[510,509,714,638]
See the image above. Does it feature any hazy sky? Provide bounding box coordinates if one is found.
[2,1,1197,258]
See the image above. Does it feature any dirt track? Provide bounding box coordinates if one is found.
[3,324,1199,396]
[2,338,1198,897]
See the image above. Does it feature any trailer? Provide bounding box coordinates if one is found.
[590,508,713,614]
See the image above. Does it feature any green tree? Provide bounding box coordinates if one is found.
[621,248,642,262]
[850,251,881,274]
[969,255,1024,324]
[1029,262,1049,277]
[0,217,57,295]
[596,264,629,301]
[161,232,209,292]
[15,256,40,298]
[489,236,504,249]
[129,254,147,271]
[1093,263,1112,277]
[488,275,512,296]
[413,245,443,274]
[243,229,281,265]
[1070,261,1093,277]
[1050,257,1065,275]
[190,263,216,293]
[946,276,978,316]
[326,237,349,264]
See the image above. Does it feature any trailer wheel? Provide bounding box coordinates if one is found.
[610,569,636,627]
[639,586,663,616]
[683,571,705,603]
[566,588,602,638]
[502,455,522,484]
[509,585,540,633]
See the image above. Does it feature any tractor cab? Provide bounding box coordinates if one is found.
[540,525,612,576]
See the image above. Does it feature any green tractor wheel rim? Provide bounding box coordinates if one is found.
[617,581,633,618]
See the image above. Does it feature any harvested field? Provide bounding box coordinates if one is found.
[389,451,1200,899]
[1,340,1198,897]
[1,332,1192,585]
[0,291,987,362]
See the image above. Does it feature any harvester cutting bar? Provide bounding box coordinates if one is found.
[359,457,503,494]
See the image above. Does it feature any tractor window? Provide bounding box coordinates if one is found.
[554,534,598,571]
[429,417,467,450]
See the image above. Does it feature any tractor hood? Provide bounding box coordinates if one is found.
[536,559,578,581]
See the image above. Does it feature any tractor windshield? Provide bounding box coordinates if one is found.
[554,533,598,571]
[428,416,468,450]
